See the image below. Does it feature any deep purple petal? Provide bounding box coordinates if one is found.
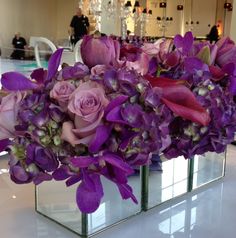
[222,63,235,75]
[0,139,11,152]
[101,154,134,175]
[33,172,52,185]
[1,72,38,91]
[174,34,183,49]
[46,48,64,81]
[76,174,104,213]
[106,106,130,125]
[148,57,158,74]
[184,57,204,73]
[229,76,236,95]
[183,31,194,54]
[89,125,112,153]
[104,70,119,91]
[105,95,128,115]
[117,183,138,204]
[30,68,45,84]
[70,156,97,168]
[121,104,143,127]
[32,107,49,127]
[11,166,29,182]
[52,166,71,180]
[66,175,82,187]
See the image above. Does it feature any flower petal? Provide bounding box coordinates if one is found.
[70,156,97,168]
[52,166,71,180]
[0,139,10,152]
[117,183,138,204]
[106,106,130,125]
[229,76,236,95]
[89,125,112,153]
[145,75,186,88]
[1,72,38,91]
[30,68,45,84]
[105,95,129,116]
[46,48,64,81]
[161,85,211,126]
[101,153,134,175]
[76,174,104,213]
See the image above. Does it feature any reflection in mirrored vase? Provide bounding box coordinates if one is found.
[147,156,189,209]
[192,152,226,189]
[36,174,141,237]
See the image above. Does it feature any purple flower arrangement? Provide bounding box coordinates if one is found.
[0,32,236,213]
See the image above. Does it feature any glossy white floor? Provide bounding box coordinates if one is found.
[1,59,236,237]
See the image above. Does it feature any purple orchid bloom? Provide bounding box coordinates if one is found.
[53,153,137,213]
[174,31,194,55]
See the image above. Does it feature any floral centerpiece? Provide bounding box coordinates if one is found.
[0,32,235,213]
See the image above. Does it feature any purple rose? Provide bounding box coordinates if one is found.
[81,35,120,68]
[0,92,23,140]
[50,81,76,109]
[61,81,109,146]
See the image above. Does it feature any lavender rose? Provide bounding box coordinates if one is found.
[50,81,76,109]
[61,81,109,146]
[0,92,23,140]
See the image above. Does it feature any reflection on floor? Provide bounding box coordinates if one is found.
[0,146,236,238]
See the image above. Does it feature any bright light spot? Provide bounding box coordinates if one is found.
[0,169,9,174]
[12,195,16,199]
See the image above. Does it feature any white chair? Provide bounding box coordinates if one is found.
[29,37,57,67]
[74,39,83,63]
[29,36,84,67]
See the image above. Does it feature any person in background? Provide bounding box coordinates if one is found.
[69,7,89,46]
[11,32,27,60]
[206,25,219,43]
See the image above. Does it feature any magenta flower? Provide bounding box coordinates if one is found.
[157,39,180,69]
[81,35,120,68]
[174,31,194,55]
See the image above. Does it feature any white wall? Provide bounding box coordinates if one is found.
[0,0,234,58]
[191,0,217,36]
[230,1,236,41]
[0,0,58,57]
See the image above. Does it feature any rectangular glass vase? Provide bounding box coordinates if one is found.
[143,152,226,210]
[35,173,142,237]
